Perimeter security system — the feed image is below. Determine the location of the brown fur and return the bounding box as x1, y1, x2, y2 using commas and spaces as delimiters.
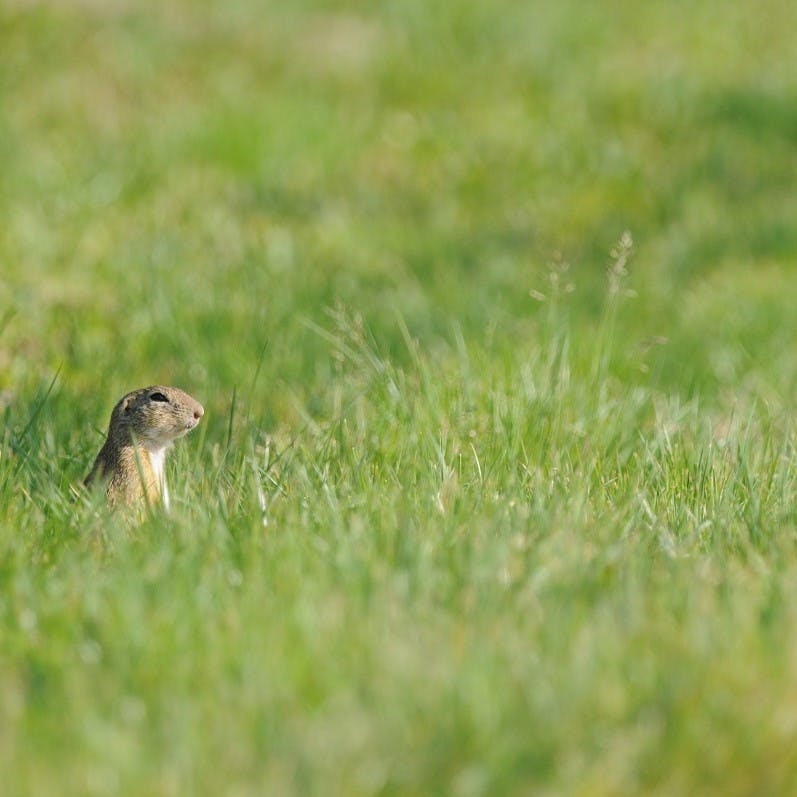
84, 385, 204, 507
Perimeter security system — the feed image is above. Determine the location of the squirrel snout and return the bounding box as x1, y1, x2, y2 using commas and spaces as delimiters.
193, 405, 204, 421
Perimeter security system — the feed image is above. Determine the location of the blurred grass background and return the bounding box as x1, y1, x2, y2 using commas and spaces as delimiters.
2, 1, 797, 795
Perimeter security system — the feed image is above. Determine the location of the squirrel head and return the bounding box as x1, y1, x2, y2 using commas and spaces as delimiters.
111, 385, 204, 449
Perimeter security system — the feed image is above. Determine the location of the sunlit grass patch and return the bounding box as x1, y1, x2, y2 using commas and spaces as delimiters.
3, 0, 797, 794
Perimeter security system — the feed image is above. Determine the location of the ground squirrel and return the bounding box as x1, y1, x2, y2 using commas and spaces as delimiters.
84, 385, 204, 508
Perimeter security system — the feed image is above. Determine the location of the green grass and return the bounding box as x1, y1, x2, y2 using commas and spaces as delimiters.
2, 0, 797, 794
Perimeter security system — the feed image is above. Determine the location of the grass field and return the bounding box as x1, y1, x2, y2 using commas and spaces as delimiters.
2, 1, 797, 794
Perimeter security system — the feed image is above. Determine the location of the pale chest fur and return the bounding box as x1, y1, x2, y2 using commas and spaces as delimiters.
144, 443, 171, 509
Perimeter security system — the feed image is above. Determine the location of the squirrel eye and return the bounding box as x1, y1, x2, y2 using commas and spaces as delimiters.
149, 392, 169, 403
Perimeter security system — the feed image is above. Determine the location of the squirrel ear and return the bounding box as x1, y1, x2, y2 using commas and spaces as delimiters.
122, 398, 131, 413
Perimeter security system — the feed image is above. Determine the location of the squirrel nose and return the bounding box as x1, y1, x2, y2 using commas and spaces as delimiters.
194, 405, 204, 420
